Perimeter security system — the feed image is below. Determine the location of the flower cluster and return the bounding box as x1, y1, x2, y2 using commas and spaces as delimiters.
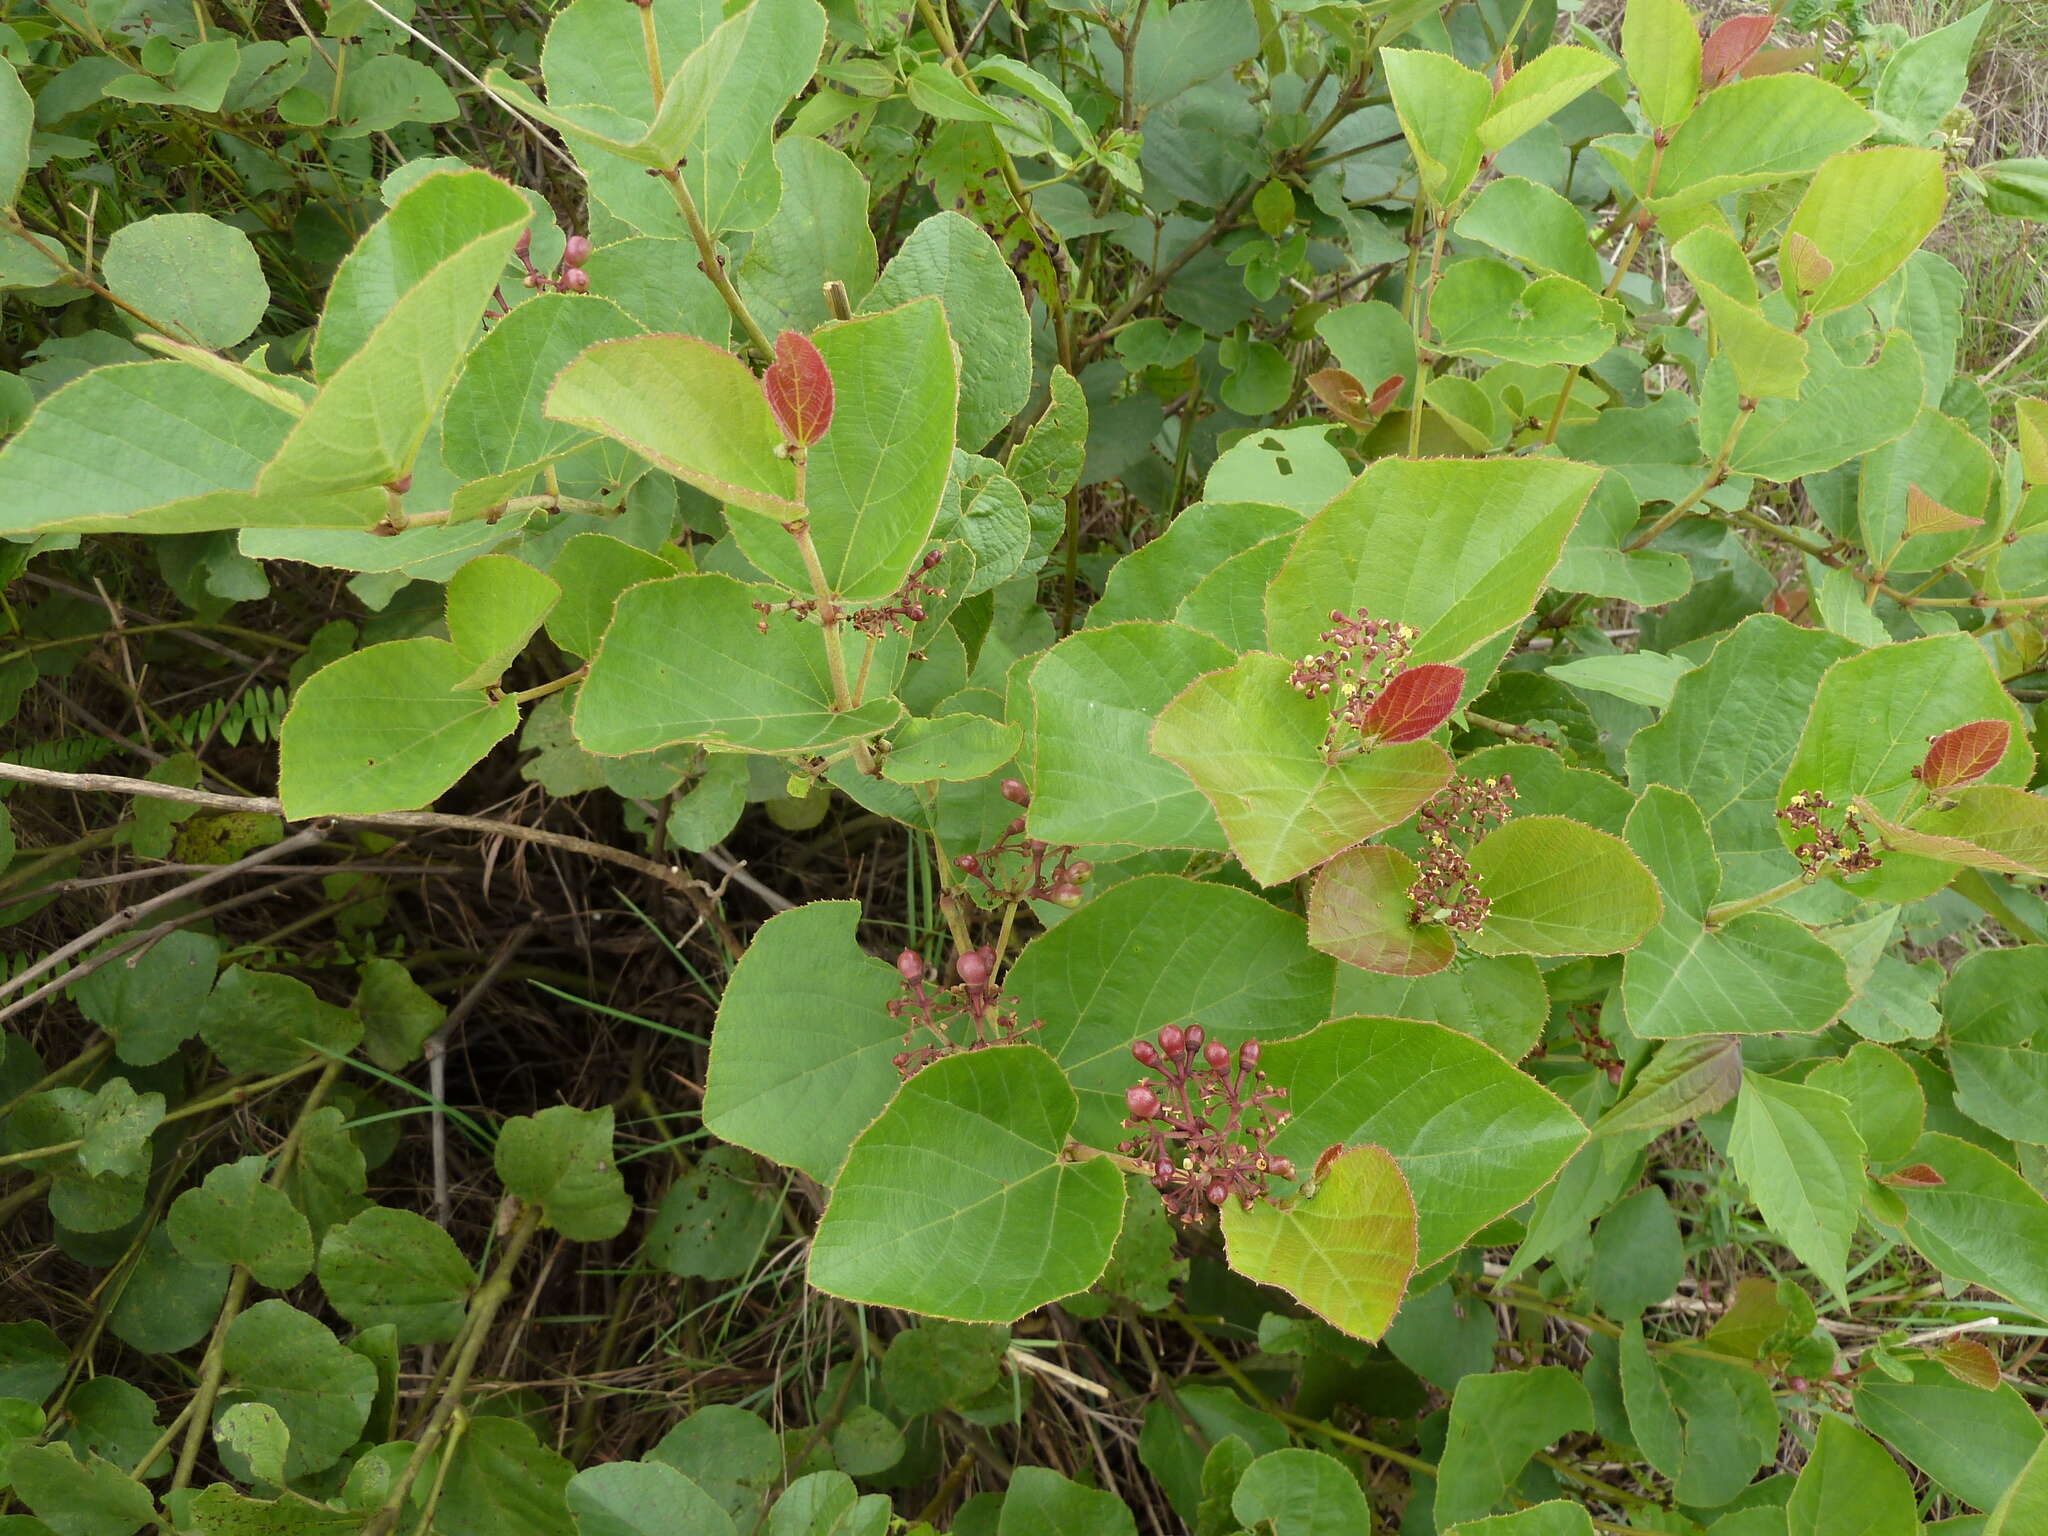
1289, 607, 1416, 757
1407, 773, 1518, 931
1778, 790, 1882, 877
1119, 1026, 1292, 1223
1569, 1004, 1622, 1084
887, 946, 1041, 1077
952, 780, 1092, 908
753, 549, 946, 639
515, 228, 591, 295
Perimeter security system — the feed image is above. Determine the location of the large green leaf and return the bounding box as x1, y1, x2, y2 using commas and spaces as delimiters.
1785, 147, 1947, 316
1895, 1134, 2048, 1322
495, 1105, 632, 1241
1258, 1016, 1587, 1265
1620, 786, 1850, 1036
167, 1156, 314, 1289
1229, 1449, 1374, 1536
1463, 816, 1662, 959
861, 212, 1026, 449
442, 293, 641, 481
218, 1301, 376, 1479
809, 1046, 1125, 1320
1720, 329, 1924, 483
1006, 875, 1334, 1148
1220, 1144, 1416, 1342
1026, 622, 1232, 850
1652, 75, 1874, 209
316, 1206, 478, 1343
1855, 1358, 2044, 1512
1264, 456, 1601, 666
6, 1445, 156, 1536
1435, 1366, 1594, 1527
446, 554, 561, 690
703, 901, 906, 1184
1333, 953, 1549, 1061
1447, 1506, 1594, 1536
738, 137, 876, 337
566, 1460, 735, 1536
1622, 0, 1701, 131
102, 212, 269, 350
278, 637, 520, 817
1309, 846, 1456, 977
1787, 1416, 1916, 1536
727, 299, 959, 603
1988, 1441, 2048, 1536
1729, 1071, 1866, 1299
574, 574, 902, 755
1478, 45, 1616, 154
1151, 652, 1451, 885
1431, 263, 1611, 367
1382, 49, 1491, 205
263, 171, 530, 496
197, 966, 362, 1076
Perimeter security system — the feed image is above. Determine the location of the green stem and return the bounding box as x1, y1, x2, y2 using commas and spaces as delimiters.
1624, 403, 1755, 552
657, 169, 775, 359
1407, 209, 1450, 457
1704, 872, 1811, 928
0, 1058, 326, 1172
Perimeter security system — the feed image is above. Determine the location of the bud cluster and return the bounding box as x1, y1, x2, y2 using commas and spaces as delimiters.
887, 946, 1042, 1077
951, 780, 1092, 908
1289, 607, 1417, 757
1777, 790, 1881, 878
1568, 1004, 1622, 1084
512, 227, 592, 296
753, 549, 946, 639
1119, 1026, 1291, 1223
1407, 773, 1518, 932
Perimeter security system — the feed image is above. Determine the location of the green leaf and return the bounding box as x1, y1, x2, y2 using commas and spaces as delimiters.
1479, 45, 1616, 153
1007, 875, 1335, 1148
1787, 1416, 1916, 1536
1895, 1134, 2048, 1322
1950, 1039, 2048, 1144
579, 237, 728, 342
1152, 652, 1451, 885
442, 293, 641, 482
108, 1228, 229, 1355
1620, 787, 1850, 1036
0, 362, 381, 537
881, 712, 1021, 784
1435, 1366, 1595, 1527
264, 171, 530, 496
1432, 263, 1612, 368
1988, 1440, 2048, 1536
1593, 1035, 1743, 1139
1855, 1358, 2044, 1511
219, 1301, 375, 1479
703, 901, 905, 1184
737, 138, 877, 337
1309, 846, 1455, 977
0, 56, 30, 208
544, 534, 674, 661
574, 574, 903, 755
1652, 75, 1874, 210
1981, 157, 2048, 220
215, 1403, 289, 1489
1464, 815, 1662, 959
767, 1471, 887, 1536
1447, 1506, 1595, 1536
6, 1445, 155, 1536
1721, 329, 1924, 483
1382, 48, 1492, 205
1220, 1144, 1416, 1342
1011, 366, 1087, 506
1332, 952, 1549, 1061
1621, 1321, 1781, 1505
647, 1406, 780, 1527
567, 1460, 735, 1536
104, 37, 239, 111
1546, 651, 1693, 709
495, 1105, 631, 1241
1455, 178, 1603, 290
1874, 3, 1989, 145
69, 928, 217, 1067
645, 1144, 779, 1282
445, 555, 560, 690
101, 213, 268, 350
1623, 0, 1703, 132
278, 637, 520, 817
1026, 622, 1232, 849
747, 300, 960, 603
546, 334, 801, 521
1861, 406, 1995, 573
435, 1414, 574, 1536
316, 1205, 477, 1343
353, 958, 445, 1073
1228, 1448, 1372, 1536
999, 1466, 1136, 1536
1867, 785, 2048, 878
1590, 1186, 1683, 1319
197, 965, 362, 1076
168, 1156, 314, 1289
1785, 148, 1947, 315
1259, 1016, 1587, 1266
1807, 1042, 1923, 1167
862, 213, 1025, 450
1266, 456, 1600, 667
809, 1045, 1124, 1321
1729, 1071, 1866, 1299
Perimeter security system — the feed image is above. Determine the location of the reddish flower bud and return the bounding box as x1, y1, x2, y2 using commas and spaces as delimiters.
1132, 1040, 1160, 1067
896, 949, 924, 983
1240, 1040, 1261, 1067
1007, 817, 1027, 836
1067, 861, 1093, 881
1049, 882, 1085, 907
1156, 1158, 1174, 1181
1126, 1086, 1160, 1119
561, 233, 593, 268
955, 854, 980, 874
1158, 1025, 1186, 1057
892, 1052, 909, 1069
560, 266, 591, 293
1268, 1157, 1293, 1180
1183, 1023, 1205, 1051
905, 604, 926, 622
1001, 779, 1032, 805
1787, 1376, 1809, 1393
1204, 1040, 1229, 1069
956, 950, 991, 987
1207, 1182, 1228, 1206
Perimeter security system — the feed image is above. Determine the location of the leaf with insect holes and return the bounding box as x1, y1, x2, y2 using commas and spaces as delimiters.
1360, 663, 1464, 744
762, 330, 833, 447
1915, 720, 2010, 791
1308, 846, 1454, 977
1700, 14, 1773, 86
1221, 1145, 1416, 1342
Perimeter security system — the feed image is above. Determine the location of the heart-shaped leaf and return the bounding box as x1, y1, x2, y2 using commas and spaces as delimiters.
1221, 1144, 1416, 1341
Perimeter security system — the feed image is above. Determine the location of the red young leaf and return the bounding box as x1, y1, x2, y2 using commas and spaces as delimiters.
1881, 1163, 1946, 1188
1367, 373, 1406, 416
1307, 367, 1372, 426
1914, 719, 2010, 791
1359, 663, 1465, 744
1737, 44, 1817, 78
1904, 485, 1983, 537
1701, 13, 1774, 86
1932, 1337, 2002, 1391
762, 330, 834, 448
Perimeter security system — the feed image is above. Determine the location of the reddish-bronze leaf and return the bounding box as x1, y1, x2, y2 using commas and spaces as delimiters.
1701, 13, 1774, 86
1881, 1163, 1946, 1188
1735, 43, 1816, 77
762, 330, 834, 448
1367, 374, 1405, 416
1914, 719, 2010, 791
1932, 1336, 2002, 1391
1308, 367, 1372, 427
1904, 485, 1983, 537
1360, 663, 1465, 744
1307, 845, 1454, 977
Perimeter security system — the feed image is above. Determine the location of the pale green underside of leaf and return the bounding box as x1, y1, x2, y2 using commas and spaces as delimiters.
1221, 1143, 1416, 1341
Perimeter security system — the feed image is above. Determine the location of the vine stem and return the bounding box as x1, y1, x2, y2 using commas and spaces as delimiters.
1623, 402, 1756, 552
1703, 871, 1810, 928
363, 1205, 545, 1536
656, 168, 774, 360
1407, 208, 1451, 457
169, 1059, 346, 1491
1544, 138, 1669, 444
